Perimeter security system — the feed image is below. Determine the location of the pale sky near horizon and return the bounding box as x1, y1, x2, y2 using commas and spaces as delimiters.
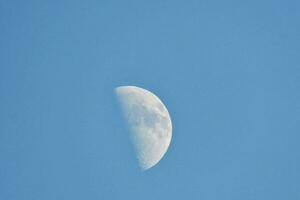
1, 0, 300, 199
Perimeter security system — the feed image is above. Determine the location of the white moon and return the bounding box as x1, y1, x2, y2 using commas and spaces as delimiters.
115, 86, 172, 170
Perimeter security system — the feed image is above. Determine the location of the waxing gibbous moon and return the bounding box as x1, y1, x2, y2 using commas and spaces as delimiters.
115, 86, 172, 171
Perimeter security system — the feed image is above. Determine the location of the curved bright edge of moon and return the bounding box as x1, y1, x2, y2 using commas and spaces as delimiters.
115, 86, 172, 171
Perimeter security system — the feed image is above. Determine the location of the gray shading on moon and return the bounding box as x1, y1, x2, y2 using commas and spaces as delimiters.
115, 86, 172, 170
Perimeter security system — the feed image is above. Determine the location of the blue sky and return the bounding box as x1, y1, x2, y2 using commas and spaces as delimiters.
1, 0, 299, 199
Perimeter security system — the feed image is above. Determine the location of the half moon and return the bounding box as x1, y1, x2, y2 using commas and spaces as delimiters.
115, 86, 172, 170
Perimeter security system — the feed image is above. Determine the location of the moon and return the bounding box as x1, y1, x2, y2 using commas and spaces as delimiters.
115, 86, 172, 170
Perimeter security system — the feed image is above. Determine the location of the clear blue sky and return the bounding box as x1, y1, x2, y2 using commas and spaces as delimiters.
1, 0, 299, 199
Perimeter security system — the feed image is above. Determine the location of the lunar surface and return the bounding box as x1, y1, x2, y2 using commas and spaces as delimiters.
115, 86, 172, 170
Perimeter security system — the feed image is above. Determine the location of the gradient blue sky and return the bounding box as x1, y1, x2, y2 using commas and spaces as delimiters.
1, 0, 299, 199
